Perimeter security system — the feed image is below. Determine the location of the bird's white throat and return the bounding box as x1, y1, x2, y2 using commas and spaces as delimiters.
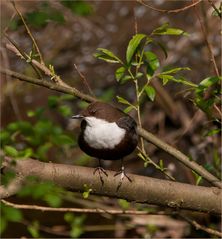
83, 117, 126, 149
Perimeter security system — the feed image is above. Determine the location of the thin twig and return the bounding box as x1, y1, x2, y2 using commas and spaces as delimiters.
179, 213, 222, 237
74, 64, 95, 96
1, 199, 166, 215
11, 1, 44, 64
4, 34, 42, 78
137, 146, 176, 181
0, 68, 97, 103
193, 0, 220, 77
138, 0, 202, 13
137, 127, 222, 189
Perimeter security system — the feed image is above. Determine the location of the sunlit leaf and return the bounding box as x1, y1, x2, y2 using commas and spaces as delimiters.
118, 199, 130, 210
4, 145, 18, 157
124, 105, 134, 113
120, 75, 133, 84
152, 23, 188, 36
161, 67, 191, 75
28, 221, 39, 238
94, 48, 122, 63
61, 0, 93, 16
145, 85, 156, 101
2, 205, 23, 222
144, 51, 160, 78
51, 134, 75, 146
116, 96, 131, 106
126, 34, 146, 64
144, 51, 160, 70
115, 66, 125, 81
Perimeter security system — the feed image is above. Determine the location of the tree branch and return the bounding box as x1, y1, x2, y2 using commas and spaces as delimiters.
138, 0, 202, 13
0, 68, 221, 189
1, 158, 221, 214
0, 68, 97, 103
1, 199, 166, 215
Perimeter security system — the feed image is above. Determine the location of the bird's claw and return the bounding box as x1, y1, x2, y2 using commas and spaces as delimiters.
93, 167, 108, 177
93, 166, 108, 185
114, 166, 132, 190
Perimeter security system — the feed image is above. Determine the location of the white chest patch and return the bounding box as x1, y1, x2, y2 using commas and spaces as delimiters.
83, 117, 126, 149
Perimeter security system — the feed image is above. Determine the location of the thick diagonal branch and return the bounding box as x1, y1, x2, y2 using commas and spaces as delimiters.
1, 158, 221, 214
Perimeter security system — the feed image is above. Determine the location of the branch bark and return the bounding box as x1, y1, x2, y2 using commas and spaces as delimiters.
1, 68, 221, 189
1, 158, 221, 214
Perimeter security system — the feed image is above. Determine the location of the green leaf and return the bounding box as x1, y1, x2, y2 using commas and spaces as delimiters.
126, 34, 146, 64
60, 94, 75, 101
120, 75, 133, 84
27, 110, 35, 117
152, 23, 187, 36
118, 199, 130, 210
192, 170, 202, 186
144, 51, 160, 78
161, 67, 191, 75
64, 212, 74, 223
26, 8, 65, 28
61, 0, 93, 16
171, 77, 197, 87
115, 67, 126, 81
0, 130, 11, 145
116, 96, 131, 106
36, 142, 52, 159
159, 159, 164, 170
83, 184, 92, 199
18, 148, 33, 158
70, 225, 84, 238
144, 51, 159, 70
28, 221, 39, 238
1, 171, 16, 186
94, 48, 122, 63
51, 134, 75, 146
205, 128, 221, 136
144, 85, 156, 101
48, 95, 59, 108
198, 76, 221, 89
44, 193, 62, 207
0, 217, 7, 234
4, 145, 18, 157
58, 105, 72, 117
158, 74, 173, 85
2, 205, 23, 222
135, 72, 143, 79
195, 76, 221, 114
123, 105, 134, 113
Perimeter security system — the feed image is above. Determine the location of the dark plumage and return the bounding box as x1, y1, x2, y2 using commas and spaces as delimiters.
76, 102, 138, 160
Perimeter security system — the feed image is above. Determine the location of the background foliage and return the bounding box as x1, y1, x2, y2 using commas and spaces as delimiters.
0, 0, 221, 238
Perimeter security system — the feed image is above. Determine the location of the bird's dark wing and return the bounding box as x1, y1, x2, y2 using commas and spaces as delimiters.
116, 116, 137, 131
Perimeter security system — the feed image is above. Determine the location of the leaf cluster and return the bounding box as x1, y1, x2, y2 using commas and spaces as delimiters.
9, 1, 93, 30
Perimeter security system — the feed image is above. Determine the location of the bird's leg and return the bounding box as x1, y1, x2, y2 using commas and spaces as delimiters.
114, 159, 132, 189
93, 159, 108, 184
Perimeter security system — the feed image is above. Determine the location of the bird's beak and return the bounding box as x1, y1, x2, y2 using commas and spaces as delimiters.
71, 114, 84, 119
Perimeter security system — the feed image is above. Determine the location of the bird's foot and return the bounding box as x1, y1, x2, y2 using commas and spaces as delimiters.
114, 166, 132, 190
93, 166, 108, 184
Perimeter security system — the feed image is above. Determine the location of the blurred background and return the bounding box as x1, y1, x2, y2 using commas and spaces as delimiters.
0, 0, 221, 238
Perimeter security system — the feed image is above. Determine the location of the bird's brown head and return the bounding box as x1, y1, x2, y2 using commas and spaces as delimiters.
73, 101, 125, 122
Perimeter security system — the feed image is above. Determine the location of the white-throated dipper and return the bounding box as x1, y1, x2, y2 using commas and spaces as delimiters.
72, 101, 138, 184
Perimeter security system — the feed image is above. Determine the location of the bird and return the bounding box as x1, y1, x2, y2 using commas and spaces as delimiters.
72, 101, 138, 184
